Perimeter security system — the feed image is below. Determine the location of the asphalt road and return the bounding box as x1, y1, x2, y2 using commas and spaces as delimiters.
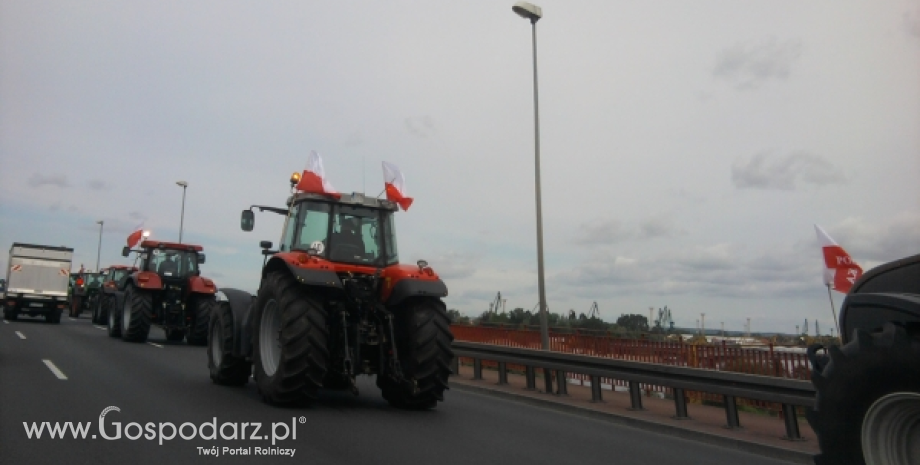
1, 315, 799, 465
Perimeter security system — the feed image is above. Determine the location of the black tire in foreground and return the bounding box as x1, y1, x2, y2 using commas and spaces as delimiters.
808, 322, 920, 465
106, 295, 121, 337
121, 286, 152, 343
208, 301, 252, 386
378, 297, 454, 410
252, 271, 329, 405
3, 310, 16, 321
186, 297, 214, 346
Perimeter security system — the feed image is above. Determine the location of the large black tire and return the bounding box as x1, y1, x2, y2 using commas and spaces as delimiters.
3, 310, 16, 321
208, 301, 252, 386
378, 297, 454, 410
808, 323, 920, 465
91, 296, 104, 324
106, 295, 121, 337
252, 272, 328, 405
186, 297, 214, 346
121, 286, 152, 343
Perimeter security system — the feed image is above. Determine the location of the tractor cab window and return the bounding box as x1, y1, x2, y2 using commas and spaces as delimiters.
109, 268, 131, 284
83, 273, 104, 287
146, 249, 199, 278
291, 202, 330, 253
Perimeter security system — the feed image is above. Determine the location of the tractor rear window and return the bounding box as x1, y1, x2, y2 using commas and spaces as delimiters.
146, 249, 199, 278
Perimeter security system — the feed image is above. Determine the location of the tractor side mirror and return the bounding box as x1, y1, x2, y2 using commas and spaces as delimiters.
122, 246, 130, 257
241, 210, 254, 231
260, 240, 272, 249
198, 254, 206, 264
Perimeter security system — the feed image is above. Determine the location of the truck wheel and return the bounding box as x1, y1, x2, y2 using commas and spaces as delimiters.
121, 286, 151, 343
3, 310, 16, 321
106, 296, 121, 337
186, 297, 214, 346
808, 323, 920, 465
379, 297, 454, 410
208, 301, 252, 386
252, 272, 328, 405
51, 311, 62, 324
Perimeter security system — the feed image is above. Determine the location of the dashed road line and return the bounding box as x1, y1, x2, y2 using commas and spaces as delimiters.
3, 320, 9, 324
15, 331, 26, 340
94, 326, 106, 330
147, 342, 164, 348
68, 317, 76, 321
42, 360, 68, 380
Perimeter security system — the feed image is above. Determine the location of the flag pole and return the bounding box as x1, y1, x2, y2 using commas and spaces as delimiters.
825, 283, 841, 342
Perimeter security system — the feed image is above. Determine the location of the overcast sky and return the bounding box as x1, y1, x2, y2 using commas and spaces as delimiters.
2, 1, 918, 334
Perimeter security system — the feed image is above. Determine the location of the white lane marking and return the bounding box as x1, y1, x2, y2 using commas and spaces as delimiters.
3, 320, 9, 324
94, 326, 106, 330
15, 331, 26, 340
42, 360, 68, 380
68, 318, 76, 321
147, 342, 164, 348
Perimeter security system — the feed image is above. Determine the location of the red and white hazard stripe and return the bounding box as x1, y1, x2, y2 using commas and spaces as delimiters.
59, 269, 70, 276
11, 264, 22, 272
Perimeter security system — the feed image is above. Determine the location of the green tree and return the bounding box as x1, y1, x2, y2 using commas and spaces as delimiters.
616, 313, 649, 332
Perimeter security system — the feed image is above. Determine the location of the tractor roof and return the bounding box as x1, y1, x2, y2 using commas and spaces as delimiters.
106, 265, 138, 271
139, 240, 204, 252
291, 192, 399, 211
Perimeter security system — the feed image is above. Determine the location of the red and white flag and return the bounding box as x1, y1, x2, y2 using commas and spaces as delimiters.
382, 161, 414, 211
126, 222, 145, 248
814, 224, 863, 294
295, 151, 340, 199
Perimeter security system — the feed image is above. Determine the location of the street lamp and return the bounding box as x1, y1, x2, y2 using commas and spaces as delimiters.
513, 0, 550, 394
95, 220, 104, 272
176, 181, 188, 243
511, 1, 547, 344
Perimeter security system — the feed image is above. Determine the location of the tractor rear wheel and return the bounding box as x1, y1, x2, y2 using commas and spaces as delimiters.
252, 272, 328, 405
121, 286, 151, 343
208, 301, 251, 386
106, 295, 121, 337
808, 322, 920, 465
378, 297, 454, 410
186, 297, 213, 346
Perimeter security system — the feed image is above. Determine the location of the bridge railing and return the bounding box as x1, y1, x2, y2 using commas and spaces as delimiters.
451, 334, 816, 440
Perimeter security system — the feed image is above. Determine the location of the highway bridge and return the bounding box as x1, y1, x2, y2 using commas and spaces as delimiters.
2, 316, 804, 465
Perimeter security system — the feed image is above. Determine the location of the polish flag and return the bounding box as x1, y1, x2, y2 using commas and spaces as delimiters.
127, 223, 145, 248
382, 161, 414, 211
295, 151, 340, 199
814, 224, 863, 294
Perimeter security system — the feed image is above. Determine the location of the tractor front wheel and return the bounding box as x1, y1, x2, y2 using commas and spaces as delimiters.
121, 286, 151, 343
208, 301, 251, 386
252, 272, 328, 405
378, 297, 454, 410
808, 322, 920, 465
106, 295, 121, 337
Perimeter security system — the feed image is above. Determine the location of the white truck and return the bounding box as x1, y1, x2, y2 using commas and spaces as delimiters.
3, 243, 74, 323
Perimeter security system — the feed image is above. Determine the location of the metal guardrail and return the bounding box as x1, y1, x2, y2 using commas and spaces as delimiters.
452, 341, 816, 440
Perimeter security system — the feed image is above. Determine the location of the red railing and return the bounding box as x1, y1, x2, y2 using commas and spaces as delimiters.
451, 324, 812, 413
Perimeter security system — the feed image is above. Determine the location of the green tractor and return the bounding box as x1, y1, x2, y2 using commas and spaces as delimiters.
808, 253, 920, 465
68, 272, 103, 318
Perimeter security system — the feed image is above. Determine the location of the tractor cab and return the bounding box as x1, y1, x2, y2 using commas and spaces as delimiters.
243, 192, 399, 269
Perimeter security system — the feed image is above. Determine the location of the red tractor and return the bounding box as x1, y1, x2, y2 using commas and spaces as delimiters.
111, 240, 217, 345
91, 265, 138, 325
207, 177, 454, 409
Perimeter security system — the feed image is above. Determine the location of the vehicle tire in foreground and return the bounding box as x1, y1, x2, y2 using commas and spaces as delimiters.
378, 297, 454, 410
252, 272, 328, 405
106, 295, 121, 337
121, 286, 152, 343
3, 310, 16, 321
186, 297, 214, 346
808, 322, 920, 465
208, 301, 252, 386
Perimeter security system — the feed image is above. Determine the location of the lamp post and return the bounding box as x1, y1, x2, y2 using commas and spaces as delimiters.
95, 220, 104, 272
176, 181, 188, 243
512, 1, 547, 347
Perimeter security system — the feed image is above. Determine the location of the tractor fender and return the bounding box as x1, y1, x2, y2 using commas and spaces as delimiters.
386, 278, 448, 307
263, 255, 342, 289
188, 276, 218, 295
217, 288, 254, 358
130, 271, 162, 291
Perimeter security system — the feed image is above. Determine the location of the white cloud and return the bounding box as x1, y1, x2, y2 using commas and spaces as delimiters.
732, 152, 846, 190
713, 37, 802, 90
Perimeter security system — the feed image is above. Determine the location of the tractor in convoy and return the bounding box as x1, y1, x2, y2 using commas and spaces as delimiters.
69, 271, 103, 318
807, 253, 920, 465
207, 174, 454, 409
109, 240, 217, 345
91, 265, 137, 325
